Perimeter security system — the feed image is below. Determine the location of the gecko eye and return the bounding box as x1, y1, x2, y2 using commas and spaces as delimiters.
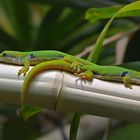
29, 53, 35, 59
120, 71, 128, 77
58, 56, 64, 59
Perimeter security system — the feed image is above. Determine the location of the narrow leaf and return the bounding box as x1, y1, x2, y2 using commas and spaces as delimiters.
20, 105, 43, 121
70, 113, 81, 140
87, 1, 140, 62
119, 61, 140, 71
35, 5, 64, 50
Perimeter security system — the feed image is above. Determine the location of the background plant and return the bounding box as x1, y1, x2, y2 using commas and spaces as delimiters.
0, 0, 140, 140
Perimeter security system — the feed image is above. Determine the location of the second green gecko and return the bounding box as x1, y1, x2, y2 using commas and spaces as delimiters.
0, 50, 93, 75
21, 59, 140, 103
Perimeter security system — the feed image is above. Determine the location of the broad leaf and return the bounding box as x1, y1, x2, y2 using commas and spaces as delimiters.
1, 0, 32, 50
86, 5, 140, 23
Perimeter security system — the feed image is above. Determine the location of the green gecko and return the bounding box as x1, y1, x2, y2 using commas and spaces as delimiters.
0, 50, 140, 103
0, 50, 93, 76
21, 59, 140, 103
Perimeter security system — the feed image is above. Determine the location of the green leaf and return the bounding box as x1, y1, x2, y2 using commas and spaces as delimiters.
35, 7, 86, 51
0, 28, 19, 51
119, 61, 140, 71
123, 29, 140, 62
85, 5, 140, 23
1, 0, 32, 50
99, 123, 140, 140
70, 113, 81, 140
87, 1, 140, 63
35, 5, 64, 50
20, 105, 43, 121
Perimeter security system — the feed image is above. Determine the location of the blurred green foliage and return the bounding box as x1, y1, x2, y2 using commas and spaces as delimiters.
97, 123, 140, 140
0, 0, 140, 140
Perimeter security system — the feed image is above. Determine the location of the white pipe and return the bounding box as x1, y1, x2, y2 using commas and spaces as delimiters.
0, 64, 140, 121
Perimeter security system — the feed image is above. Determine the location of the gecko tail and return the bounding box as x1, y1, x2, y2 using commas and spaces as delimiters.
20, 60, 74, 104
20, 62, 47, 104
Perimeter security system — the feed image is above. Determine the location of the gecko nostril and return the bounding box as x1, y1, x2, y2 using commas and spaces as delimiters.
2, 53, 7, 57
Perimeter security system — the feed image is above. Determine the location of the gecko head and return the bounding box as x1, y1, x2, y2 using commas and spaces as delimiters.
0, 51, 24, 64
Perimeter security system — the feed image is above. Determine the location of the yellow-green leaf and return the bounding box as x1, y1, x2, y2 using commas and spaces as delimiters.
87, 1, 140, 62
86, 5, 140, 23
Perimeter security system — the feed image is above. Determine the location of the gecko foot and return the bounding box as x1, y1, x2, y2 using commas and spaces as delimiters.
75, 70, 94, 81
18, 67, 28, 76
70, 62, 83, 73
121, 71, 132, 89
